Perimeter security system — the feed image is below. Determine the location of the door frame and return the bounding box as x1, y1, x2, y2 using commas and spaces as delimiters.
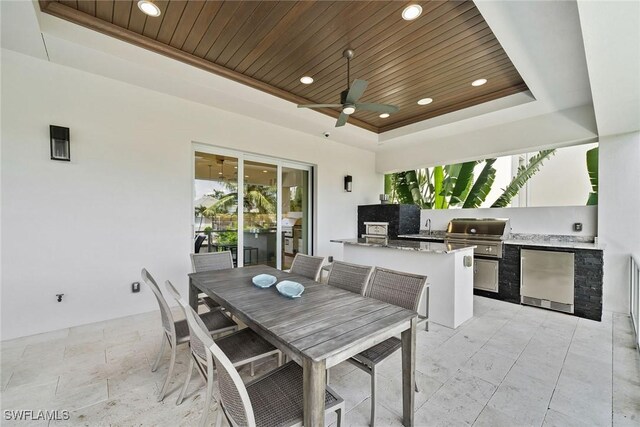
192, 143, 314, 269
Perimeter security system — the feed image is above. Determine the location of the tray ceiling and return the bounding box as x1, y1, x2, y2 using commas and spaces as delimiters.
39, 0, 529, 133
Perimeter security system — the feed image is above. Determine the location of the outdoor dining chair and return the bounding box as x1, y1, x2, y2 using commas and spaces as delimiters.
140, 268, 237, 402
326, 260, 374, 295
348, 267, 427, 427
191, 251, 234, 310
184, 301, 345, 427
165, 281, 281, 418
288, 253, 325, 281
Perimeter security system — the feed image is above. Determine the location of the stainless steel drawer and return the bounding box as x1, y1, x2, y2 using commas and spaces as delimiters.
474, 258, 499, 292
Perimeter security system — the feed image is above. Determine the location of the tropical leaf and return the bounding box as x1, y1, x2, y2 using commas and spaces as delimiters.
440, 163, 462, 198
586, 147, 598, 205
404, 170, 426, 207
384, 173, 393, 197
391, 172, 414, 205
463, 159, 497, 208
449, 161, 480, 205
433, 166, 447, 209
491, 149, 556, 208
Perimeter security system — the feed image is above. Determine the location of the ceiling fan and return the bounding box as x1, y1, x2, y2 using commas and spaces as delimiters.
297, 49, 399, 127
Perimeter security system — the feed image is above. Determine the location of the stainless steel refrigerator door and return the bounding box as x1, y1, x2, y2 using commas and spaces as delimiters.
521, 249, 574, 304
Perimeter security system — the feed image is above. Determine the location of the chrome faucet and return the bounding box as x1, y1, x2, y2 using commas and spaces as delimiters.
425, 218, 431, 235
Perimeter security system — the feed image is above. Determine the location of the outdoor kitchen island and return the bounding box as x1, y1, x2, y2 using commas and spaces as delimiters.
331, 238, 476, 329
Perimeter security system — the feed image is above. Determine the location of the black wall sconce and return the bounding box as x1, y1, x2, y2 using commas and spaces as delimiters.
344, 175, 353, 192
50, 125, 70, 161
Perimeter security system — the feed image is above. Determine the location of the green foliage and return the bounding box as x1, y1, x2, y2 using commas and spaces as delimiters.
385, 149, 556, 209
463, 159, 497, 208
586, 147, 598, 205
491, 149, 556, 208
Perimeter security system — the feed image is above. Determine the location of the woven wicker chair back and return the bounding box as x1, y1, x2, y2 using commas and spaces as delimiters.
164, 280, 210, 360
367, 267, 427, 312
290, 253, 325, 280
185, 305, 256, 426
191, 251, 234, 273
327, 261, 374, 295
141, 269, 175, 335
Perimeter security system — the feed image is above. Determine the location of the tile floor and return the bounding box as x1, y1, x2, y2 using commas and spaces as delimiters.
1, 296, 639, 426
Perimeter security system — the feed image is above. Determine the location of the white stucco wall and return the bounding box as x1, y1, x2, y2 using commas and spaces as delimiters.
0, 49, 381, 339
597, 131, 640, 313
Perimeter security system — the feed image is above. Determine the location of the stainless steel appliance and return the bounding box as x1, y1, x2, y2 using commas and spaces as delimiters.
282, 217, 301, 255
445, 218, 511, 293
521, 249, 575, 313
362, 221, 389, 244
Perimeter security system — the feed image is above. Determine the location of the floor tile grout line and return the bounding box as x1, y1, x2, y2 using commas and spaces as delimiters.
470, 312, 544, 426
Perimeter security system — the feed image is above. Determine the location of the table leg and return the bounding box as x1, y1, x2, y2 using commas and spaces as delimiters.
188, 277, 198, 310
303, 358, 326, 427
401, 317, 417, 427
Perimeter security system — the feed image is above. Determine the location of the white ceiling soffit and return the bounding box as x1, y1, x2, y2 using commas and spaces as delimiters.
0, 1, 47, 60
577, 0, 640, 137
378, 0, 596, 150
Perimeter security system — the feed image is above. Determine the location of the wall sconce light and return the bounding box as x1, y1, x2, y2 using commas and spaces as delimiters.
50, 125, 70, 161
344, 175, 353, 192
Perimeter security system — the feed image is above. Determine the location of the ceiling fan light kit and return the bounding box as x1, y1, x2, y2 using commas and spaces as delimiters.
297, 49, 399, 127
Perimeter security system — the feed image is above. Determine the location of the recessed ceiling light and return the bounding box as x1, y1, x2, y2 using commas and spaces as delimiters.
262, 170, 268, 173
218, 172, 223, 175
245, 175, 249, 178
300, 76, 314, 85
137, 0, 161, 17
472, 78, 487, 87
343, 105, 356, 115
379, 113, 390, 118
402, 4, 422, 21
417, 97, 433, 105
234, 166, 238, 169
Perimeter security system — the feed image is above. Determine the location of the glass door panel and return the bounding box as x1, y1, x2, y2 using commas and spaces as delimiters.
194, 152, 239, 264
281, 167, 310, 270
243, 160, 278, 267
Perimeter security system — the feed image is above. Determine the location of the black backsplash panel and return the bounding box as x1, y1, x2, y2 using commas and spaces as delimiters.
357, 204, 420, 238
475, 244, 603, 321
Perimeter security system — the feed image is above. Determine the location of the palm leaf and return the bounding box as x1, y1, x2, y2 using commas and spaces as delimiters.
440, 163, 462, 198
390, 172, 414, 205
586, 147, 598, 205
433, 166, 447, 209
491, 149, 556, 208
463, 159, 497, 208
449, 161, 480, 206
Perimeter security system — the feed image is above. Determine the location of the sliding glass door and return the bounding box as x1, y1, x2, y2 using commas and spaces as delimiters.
193, 145, 312, 269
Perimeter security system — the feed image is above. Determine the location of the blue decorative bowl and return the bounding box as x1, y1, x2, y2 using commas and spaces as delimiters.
276, 281, 305, 298
252, 274, 277, 288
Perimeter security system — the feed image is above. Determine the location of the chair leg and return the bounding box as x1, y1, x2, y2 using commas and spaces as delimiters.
336, 406, 343, 427
415, 381, 419, 393
157, 342, 176, 402
250, 361, 255, 377
326, 367, 330, 385
214, 404, 224, 427
370, 365, 376, 427
200, 371, 216, 427
151, 334, 167, 372
277, 352, 283, 367
176, 357, 195, 406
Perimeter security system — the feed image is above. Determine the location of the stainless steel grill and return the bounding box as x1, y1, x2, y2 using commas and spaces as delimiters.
445, 218, 511, 259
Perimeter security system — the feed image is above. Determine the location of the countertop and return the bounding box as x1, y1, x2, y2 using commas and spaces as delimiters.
330, 238, 475, 254
398, 232, 604, 251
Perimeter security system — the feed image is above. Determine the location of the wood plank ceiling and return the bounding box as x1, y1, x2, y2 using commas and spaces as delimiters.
39, 0, 529, 133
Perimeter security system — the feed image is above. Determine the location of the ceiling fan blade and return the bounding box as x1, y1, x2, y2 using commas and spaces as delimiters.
297, 104, 343, 109
335, 112, 349, 127
354, 103, 400, 114
345, 79, 368, 104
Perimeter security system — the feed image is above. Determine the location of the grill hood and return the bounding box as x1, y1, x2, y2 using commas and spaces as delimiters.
446, 218, 511, 241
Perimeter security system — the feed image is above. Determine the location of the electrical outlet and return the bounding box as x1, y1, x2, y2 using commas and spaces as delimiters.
573, 222, 583, 232
131, 282, 141, 293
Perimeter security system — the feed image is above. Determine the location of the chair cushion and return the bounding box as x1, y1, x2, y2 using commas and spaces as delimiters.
247, 362, 342, 427
352, 337, 402, 366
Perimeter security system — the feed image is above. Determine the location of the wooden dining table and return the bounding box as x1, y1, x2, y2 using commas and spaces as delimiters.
189, 264, 417, 427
